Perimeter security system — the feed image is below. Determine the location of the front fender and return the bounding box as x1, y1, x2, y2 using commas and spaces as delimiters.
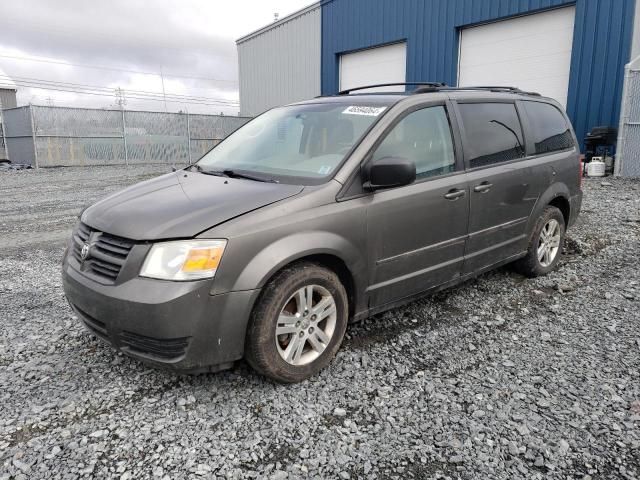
231, 231, 366, 294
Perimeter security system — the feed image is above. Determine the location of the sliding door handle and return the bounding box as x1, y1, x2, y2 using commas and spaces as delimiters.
474, 182, 493, 193
444, 188, 466, 200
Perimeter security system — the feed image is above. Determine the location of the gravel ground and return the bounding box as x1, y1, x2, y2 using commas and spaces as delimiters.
0, 166, 639, 480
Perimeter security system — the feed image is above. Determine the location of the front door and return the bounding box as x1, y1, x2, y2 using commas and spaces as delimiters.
365, 105, 469, 307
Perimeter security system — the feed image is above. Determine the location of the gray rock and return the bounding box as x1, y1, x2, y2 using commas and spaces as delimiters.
13, 459, 31, 474
0, 167, 637, 480
508, 441, 519, 456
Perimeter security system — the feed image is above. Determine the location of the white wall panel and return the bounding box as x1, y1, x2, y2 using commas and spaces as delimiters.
339, 43, 407, 93
459, 7, 576, 107
237, 4, 321, 116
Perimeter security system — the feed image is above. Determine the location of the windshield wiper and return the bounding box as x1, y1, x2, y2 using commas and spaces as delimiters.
190, 164, 277, 183
190, 164, 229, 177
221, 169, 278, 183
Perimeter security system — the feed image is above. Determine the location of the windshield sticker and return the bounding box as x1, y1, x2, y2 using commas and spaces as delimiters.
318, 165, 333, 175
342, 106, 387, 117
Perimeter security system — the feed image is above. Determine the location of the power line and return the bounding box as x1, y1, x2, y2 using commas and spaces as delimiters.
0, 79, 239, 108
0, 81, 239, 107
0, 74, 239, 104
0, 53, 238, 84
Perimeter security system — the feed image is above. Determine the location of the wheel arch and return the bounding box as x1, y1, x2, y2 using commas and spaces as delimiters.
289, 253, 356, 320
527, 183, 571, 234
231, 231, 366, 320
548, 195, 570, 228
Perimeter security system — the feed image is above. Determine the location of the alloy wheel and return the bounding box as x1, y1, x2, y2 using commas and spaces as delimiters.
537, 218, 561, 267
275, 284, 337, 366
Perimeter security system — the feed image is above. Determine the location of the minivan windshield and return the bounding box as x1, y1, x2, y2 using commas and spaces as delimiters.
196, 103, 389, 184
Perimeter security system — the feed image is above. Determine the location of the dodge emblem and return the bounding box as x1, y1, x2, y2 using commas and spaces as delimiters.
80, 243, 90, 261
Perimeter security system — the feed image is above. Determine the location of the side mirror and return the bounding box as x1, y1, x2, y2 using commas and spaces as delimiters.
365, 156, 416, 190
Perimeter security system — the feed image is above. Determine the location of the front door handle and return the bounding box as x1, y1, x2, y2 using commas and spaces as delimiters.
474, 182, 493, 193
444, 188, 466, 200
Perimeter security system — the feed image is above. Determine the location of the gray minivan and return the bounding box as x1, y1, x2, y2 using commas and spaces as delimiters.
62, 84, 582, 382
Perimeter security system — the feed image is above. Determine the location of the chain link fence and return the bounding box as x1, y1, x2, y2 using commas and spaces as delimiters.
2, 105, 251, 167
616, 58, 640, 177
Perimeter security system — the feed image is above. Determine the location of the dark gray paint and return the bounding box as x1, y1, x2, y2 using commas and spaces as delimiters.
63, 90, 582, 372
82, 171, 303, 240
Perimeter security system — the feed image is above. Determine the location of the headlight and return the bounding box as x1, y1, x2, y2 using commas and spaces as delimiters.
140, 240, 227, 281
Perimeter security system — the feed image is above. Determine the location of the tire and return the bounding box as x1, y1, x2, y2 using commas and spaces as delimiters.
245, 262, 349, 383
515, 206, 566, 278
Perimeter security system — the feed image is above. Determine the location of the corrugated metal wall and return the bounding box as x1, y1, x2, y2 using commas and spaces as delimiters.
0, 89, 17, 109
321, 0, 636, 146
237, 3, 321, 116
3, 106, 35, 165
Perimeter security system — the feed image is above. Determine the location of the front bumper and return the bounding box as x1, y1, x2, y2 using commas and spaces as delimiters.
62, 260, 260, 373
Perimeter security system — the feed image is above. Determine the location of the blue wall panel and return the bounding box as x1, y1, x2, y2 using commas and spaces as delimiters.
321, 0, 635, 145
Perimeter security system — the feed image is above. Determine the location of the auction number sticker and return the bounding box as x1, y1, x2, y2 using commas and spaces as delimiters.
342, 106, 387, 116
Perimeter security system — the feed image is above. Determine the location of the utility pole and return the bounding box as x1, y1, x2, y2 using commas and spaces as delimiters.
114, 87, 127, 109
0, 96, 9, 163
186, 108, 192, 165
160, 66, 168, 112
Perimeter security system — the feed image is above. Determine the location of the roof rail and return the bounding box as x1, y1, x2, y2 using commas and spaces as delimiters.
336, 83, 542, 97
415, 85, 542, 97
338, 82, 447, 95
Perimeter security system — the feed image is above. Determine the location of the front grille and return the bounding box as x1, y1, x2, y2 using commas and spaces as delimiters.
119, 331, 191, 360
71, 223, 135, 283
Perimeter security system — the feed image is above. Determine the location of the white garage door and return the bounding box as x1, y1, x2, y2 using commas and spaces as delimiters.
340, 42, 406, 93
458, 7, 575, 107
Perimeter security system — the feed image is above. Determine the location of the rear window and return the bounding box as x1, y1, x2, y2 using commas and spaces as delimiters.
458, 103, 525, 168
522, 101, 575, 154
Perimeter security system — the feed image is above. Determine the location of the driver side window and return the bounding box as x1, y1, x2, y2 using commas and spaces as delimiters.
371, 106, 456, 179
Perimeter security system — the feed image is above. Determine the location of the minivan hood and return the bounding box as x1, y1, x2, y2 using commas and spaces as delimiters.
82, 171, 304, 240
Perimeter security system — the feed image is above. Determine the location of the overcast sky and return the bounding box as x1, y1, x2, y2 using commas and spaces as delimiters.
0, 0, 311, 114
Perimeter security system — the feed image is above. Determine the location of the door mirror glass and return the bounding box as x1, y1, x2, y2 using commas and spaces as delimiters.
365, 156, 416, 190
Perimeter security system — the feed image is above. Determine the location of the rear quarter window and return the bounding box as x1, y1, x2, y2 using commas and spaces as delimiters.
522, 101, 575, 155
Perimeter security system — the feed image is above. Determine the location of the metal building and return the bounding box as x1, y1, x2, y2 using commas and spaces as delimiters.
0, 88, 17, 161
0, 87, 17, 110
237, 0, 639, 175
237, 2, 321, 116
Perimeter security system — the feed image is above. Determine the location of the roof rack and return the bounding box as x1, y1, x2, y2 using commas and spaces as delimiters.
414, 85, 542, 96
336, 82, 541, 97
338, 82, 446, 95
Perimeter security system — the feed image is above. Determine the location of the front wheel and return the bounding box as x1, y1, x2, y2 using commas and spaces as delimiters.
515, 206, 565, 277
245, 262, 348, 383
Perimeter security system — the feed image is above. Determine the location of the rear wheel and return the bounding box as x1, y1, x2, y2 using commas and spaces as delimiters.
245, 262, 348, 383
515, 206, 565, 277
